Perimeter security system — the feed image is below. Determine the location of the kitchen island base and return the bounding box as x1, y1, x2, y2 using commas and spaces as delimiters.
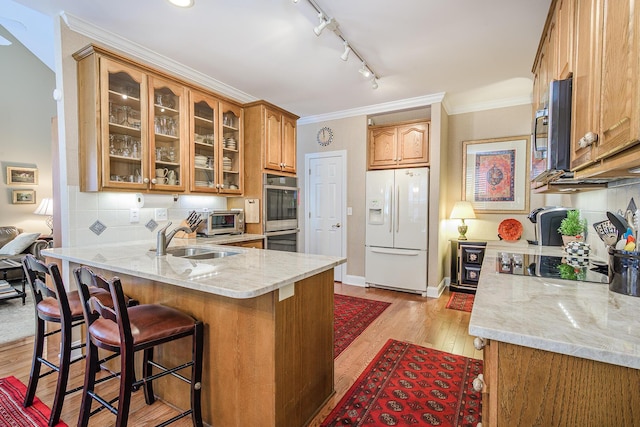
79, 264, 335, 427
483, 340, 640, 426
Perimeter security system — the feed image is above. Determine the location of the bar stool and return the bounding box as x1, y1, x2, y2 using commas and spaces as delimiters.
74, 266, 204, 427
21, 254, 115, 427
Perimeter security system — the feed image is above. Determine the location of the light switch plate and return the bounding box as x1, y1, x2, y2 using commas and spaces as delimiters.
130, 208, 140, 223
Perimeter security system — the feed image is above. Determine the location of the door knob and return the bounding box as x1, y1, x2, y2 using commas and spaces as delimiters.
332, 223, 341, 228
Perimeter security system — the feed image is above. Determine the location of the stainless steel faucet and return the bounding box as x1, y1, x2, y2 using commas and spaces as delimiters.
156, 221, 193, 256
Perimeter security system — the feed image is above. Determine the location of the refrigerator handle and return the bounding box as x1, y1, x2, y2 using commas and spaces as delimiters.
396, 185, 400, 232
388, 184, 393, 233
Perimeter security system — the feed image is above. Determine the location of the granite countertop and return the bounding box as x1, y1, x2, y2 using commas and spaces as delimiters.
469, 241, 640, 369
42, 235, 345, 300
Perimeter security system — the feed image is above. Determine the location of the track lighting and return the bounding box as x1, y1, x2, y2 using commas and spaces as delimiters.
296, 0, 380, 89
340, 42, 351, 61
314, 14, 336, 36
359, 63, 372, 78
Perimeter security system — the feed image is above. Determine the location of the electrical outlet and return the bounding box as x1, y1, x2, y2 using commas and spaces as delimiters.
129, 208, 140, 223
347, 207, 353, 216
154, 208, 168, 221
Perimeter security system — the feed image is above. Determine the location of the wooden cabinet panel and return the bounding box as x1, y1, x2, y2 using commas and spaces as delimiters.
570, 0, 599, 170
368, 127, 397, 168
594, 0, 640, 160
397, 123, 429, 166
245, 102, 298, 176
483, 340, 640, 426
367, 121, 429, 170
281, 115, 297, 174
556, 0, 573, 79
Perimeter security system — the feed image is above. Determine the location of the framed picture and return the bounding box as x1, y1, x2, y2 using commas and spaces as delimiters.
12, 190, 36, 204
462, 135, 530, 214
7, 167, 38, 185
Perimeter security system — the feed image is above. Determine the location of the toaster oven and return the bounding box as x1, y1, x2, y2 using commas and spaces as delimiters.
199, 210, 244, 236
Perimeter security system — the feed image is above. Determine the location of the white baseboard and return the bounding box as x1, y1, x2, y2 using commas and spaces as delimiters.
426, 277, 448, 299
342, 275, 366, 287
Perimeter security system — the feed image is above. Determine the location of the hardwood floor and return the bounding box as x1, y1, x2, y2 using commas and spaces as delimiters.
0, 284, 478, 426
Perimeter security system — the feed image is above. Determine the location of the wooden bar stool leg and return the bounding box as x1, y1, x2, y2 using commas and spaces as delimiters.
49, 318, 73, 427
142, 347, 155, 405
78, 340, 99, 427
23, 317, 45, 407
191, 321, 204, 427
115, 345, 135, 427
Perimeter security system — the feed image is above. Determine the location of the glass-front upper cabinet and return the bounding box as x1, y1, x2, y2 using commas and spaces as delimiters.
190, 91, 218, 192
101, 58, 148, 190
149, 76, 187, 191
219, 101, 243, 194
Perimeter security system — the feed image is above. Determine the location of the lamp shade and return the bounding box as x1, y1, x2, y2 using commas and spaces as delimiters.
34, 198, 53, 216
450, 201, 476, 220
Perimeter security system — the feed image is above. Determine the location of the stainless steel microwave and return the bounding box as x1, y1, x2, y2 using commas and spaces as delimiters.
532, 77, 572, 181
199, 210, 244, 236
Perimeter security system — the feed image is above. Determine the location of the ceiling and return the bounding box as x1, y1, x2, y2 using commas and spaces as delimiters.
3, 0, 551, 120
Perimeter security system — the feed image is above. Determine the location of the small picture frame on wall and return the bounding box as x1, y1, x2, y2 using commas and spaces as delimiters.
12, 190, 36, 204
7, 167, 38, 185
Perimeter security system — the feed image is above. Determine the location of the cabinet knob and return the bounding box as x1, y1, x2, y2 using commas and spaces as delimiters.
143, 177, 150, 184
472, 374, 484, 392
578, 131, 598, 148
151, 178, 157, 184
473, 337, 486, 350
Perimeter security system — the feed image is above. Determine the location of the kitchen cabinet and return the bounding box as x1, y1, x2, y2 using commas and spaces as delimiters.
189, 90, 243, 194
474, 338, 640, 426
534, 0, 640, 180
367, 121, 429, 170
74, 44, 244, 194
76, 48, 189, 192
225, 239, 264, 249
449, 240, 485, 293
244, 101, 299, 176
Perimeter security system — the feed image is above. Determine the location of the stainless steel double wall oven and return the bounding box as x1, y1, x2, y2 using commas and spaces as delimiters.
263, 174, 299, 252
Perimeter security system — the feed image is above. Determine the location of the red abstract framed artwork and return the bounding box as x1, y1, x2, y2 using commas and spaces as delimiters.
462, 135, 530, 213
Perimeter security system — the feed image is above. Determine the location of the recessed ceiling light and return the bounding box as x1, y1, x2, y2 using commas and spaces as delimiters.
167, 0, 194, 8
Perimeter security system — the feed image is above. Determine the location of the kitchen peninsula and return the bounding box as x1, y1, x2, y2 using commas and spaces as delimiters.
43, 238, 346, 427
469, 241, 640, 426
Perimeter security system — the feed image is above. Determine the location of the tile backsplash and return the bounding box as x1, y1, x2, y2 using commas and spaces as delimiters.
67, 186, 227, 246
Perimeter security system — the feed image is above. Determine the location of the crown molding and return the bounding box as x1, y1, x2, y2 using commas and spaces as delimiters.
61, 12, 257, 104
297, 93, 445, 125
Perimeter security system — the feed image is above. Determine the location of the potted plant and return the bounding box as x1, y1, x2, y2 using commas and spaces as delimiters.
558, 210, 587, 245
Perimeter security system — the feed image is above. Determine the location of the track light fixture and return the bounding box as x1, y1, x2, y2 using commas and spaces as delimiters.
296, 0, 380, 89
359, 63, 372, 78
340, 42, 351, 61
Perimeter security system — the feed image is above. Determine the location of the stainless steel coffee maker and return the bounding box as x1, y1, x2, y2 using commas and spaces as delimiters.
528, 207, 570, 246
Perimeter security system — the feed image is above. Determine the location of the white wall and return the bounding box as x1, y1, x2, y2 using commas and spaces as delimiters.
0, 26, 56, 235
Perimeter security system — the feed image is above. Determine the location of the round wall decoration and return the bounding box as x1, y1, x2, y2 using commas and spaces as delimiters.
317, 127, 334, 146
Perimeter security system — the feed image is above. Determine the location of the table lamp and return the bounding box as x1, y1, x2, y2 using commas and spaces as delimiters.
450, 201, 475, 240
34, 198, 54, 235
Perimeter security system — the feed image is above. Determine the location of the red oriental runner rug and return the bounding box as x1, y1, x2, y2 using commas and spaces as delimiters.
322, 339, 483, 427
446, 292, 475, 313
334, 294, 391, 358
0, 376, 69, 427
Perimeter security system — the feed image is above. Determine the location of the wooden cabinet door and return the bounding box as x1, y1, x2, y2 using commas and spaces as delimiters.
148, 76, 187, 192
546, 12, 559, 81
100, 57, 148, 191
397, 123, 429, 166
570, 0, 599, 170
219, 101, 243, 194
190, 90, 219, 193
594, 0, 640, 160
368, 127, 397, 169
281, 114, 297, 174
264, 107, 283, 171
556, 0, 574, 79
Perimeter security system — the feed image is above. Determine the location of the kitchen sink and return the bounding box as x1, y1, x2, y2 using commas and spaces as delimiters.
163, 247, 240, 260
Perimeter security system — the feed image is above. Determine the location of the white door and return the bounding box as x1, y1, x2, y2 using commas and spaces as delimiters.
365, 170, 394, 248
307, 152, 345, 281
394, 168, 429, 250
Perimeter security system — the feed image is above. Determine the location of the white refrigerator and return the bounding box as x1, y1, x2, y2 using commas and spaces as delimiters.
365, 167, 429, 294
